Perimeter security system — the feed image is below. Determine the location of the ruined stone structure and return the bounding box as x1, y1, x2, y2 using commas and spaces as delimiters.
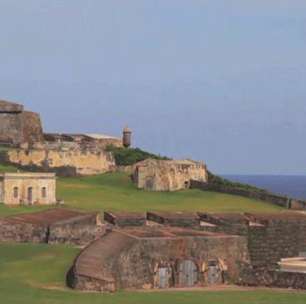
0, 172, 56, 205
0, 209, 105, 246
0, 100, 43, 146
133, 159, 208, 191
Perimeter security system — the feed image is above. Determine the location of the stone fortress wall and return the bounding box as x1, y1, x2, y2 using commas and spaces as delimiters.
69, 210, 306, 292
4, 147, 116, 176
0, 99, 128, 176
0, 100, 43, 145
0, 209, 105, 246
2, 209, 306, 291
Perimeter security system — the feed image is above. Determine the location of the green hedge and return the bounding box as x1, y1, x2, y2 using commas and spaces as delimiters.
106, 146, 170, 166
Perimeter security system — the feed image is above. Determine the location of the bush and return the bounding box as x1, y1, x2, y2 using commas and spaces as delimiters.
106, 146, 170, 166
207, 170, 266, 193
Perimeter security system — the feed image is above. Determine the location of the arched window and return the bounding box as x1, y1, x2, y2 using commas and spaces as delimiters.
42, 187, 47, 198
13, 187, 19, 198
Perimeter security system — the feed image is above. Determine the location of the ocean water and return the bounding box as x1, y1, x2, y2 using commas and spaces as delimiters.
223, 175, 306, 200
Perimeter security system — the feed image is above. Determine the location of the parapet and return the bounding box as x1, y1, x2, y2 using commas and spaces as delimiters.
0, 100, 24, 113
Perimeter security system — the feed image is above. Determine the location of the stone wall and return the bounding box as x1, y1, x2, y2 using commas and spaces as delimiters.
199, 214, 306, 268
190, 180, 306, 210
104, 212, 146, 227
241, 268, 306, 290
0, 210, 106, 246
69, 228, 249, 292
4, 148, 116, 176
0, 100, 43, 145
134, 159, 208, 192
48, 214, 106, 246
0, 219, 48, 243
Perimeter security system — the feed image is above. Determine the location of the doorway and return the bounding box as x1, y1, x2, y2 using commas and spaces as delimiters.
207, 260, 223, 285
156, 266, 172, 289
27, 187, 33, 204
178, 260, 198, 287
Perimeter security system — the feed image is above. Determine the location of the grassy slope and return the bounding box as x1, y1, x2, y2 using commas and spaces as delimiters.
58, 173, 282, 213
0, 171, 282, 217
1, 243, 306, 304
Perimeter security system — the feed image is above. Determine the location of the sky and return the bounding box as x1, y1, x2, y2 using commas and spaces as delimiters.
0, 0, 306, 175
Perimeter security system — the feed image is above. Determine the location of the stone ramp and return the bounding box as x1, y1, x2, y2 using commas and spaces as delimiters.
73, 231, 136, 291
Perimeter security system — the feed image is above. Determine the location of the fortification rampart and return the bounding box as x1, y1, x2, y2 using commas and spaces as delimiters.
2, 147, 116, 176
0, 209, 106, 246
0, 100, 43, 145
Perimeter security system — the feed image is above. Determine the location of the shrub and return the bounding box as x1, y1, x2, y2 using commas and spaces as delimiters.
207, 170, 266, 193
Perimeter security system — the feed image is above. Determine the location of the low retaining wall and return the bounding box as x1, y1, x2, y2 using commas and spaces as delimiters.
190, 180, 306, 210
0, 219, 47, 243
241, 268, 306, 290
48, 214, 106, 246
0, 211, 106, 246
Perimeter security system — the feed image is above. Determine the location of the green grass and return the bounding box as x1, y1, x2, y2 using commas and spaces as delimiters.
1, 243, 306, 304
56, 172, 282, 213
0, 163, 18, 173
0, 171, 283, 217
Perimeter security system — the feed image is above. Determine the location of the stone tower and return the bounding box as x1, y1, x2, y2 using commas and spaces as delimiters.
0, 100, 43, 146
122, 126, 132, 148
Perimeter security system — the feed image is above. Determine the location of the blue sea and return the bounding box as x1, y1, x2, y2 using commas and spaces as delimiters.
223, 175, 306, 200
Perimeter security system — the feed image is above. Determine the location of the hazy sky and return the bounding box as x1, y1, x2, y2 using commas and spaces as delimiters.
0, 1, 306, 174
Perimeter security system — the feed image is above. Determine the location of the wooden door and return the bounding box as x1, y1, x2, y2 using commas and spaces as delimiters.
156, 267, 171, 289
178, 260, 198, 287
207, 260, 222, 285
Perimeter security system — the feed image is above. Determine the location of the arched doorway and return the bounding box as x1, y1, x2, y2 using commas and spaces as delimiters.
178, 260, 198, 287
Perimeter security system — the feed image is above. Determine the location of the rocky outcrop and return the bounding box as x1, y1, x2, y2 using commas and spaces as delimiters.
133, 159, 208, 191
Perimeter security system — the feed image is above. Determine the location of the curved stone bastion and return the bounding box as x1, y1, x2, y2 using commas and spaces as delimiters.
67, 227, 249, 292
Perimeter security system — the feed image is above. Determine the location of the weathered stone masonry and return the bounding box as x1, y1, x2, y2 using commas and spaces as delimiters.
0, 209, 105, 246
68, 227, 249, 292
4, 148, 116, 177
0, 100, 43, 145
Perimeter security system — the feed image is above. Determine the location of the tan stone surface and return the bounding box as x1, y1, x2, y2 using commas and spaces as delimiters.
7, 148, 116, 176
133, 159, 208, 192
0, 172, 56, 205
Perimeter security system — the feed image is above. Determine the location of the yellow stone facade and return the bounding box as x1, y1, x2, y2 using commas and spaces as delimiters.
0, 172, 56, 205
7, 148, 116, 176
133, 159, 208, 192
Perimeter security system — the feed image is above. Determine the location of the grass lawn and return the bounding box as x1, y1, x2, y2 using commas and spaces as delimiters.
57, 173, 282, 213
0, 171, 283, 217
0, 243, 306, 304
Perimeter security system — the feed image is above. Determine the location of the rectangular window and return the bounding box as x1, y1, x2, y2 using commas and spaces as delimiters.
42, 187, 47, 198
13, 187, 18, 198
